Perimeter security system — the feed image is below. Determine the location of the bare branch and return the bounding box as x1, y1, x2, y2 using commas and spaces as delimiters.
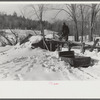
53, 10, 63, 19
50, 8, 73, 18
31, 5, 40, 20
66, 4, 72, 13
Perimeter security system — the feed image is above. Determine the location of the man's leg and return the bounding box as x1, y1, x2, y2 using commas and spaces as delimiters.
66, 35, 68, 41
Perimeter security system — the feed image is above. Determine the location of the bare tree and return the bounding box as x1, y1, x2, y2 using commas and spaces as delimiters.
9, 28, 19, 45
52, 4, 79, 41
79, 4, 87, 42
29, 4, 51, 36
38, 5, 45, 38
26, 4, 49, 49
69, 4, 79, 41
0, 31, 13, 45
89, 4, 100, 41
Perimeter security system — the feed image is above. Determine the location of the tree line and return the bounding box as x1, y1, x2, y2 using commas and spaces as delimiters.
0, 12, 65, 33
0, 12, 48, 30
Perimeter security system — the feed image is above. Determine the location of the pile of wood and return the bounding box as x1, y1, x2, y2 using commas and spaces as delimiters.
31, 39, 59, 51
25, 34, 100, 54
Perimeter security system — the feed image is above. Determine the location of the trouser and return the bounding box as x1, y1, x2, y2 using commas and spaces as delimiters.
62, 35, 68, 41
66, 35, 68, 41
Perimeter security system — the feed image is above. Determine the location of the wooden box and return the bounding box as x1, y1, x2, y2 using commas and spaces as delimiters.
61, 56, 91, 67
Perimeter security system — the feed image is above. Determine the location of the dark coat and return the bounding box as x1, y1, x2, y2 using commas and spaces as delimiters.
62, 23, 69, 37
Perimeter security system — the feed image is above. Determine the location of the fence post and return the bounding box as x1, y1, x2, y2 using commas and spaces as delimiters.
81, 42, 85, 54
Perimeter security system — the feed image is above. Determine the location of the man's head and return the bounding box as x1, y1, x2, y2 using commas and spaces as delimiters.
63, 22, 66, 25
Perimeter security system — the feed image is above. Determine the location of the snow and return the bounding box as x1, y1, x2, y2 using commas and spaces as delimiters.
0, 42, 68, 80
0, 34, 100, 80
0, 45, 12, 53
29, 35, 43, 44
45, 34, 54, 39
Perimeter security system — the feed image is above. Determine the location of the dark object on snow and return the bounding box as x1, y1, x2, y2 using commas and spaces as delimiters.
61, 56, 91, 68
59, 51, 91, 67
31, 39, 58, 51
61, 22, 70, 41
59, 51, 75, 58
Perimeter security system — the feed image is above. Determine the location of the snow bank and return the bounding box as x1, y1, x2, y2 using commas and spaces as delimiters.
45, 34, 54, 39
29, 35, 43, 43
0, 44, 68, 80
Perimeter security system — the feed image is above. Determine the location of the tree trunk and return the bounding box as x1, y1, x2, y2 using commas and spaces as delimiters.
89, 4, 97, 42
81, 23, 84, 42
71, 4, 79, 42
89, 18, 94, 41
80, 5, 84, 42
89, 26, 93, 41
40, 6, 45, 39
74, 21, 79, 41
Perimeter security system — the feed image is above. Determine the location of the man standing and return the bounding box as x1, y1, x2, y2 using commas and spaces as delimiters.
61, 22, 70, 41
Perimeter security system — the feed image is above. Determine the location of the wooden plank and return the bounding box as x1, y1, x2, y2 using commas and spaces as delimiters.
46, 39, 82, 47
81, 43, 85, 54
59, 51, 75, 58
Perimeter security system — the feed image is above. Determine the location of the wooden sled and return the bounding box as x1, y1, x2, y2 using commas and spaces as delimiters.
59, 51, 91, 68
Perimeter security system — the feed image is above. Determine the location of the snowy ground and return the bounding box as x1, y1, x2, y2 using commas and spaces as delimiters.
0, 45, 66, 81
0, 35, 100, 81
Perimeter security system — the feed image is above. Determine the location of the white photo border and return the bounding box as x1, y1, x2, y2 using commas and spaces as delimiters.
0, 1, 100, 99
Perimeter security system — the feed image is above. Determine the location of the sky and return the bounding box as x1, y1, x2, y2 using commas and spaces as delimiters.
0, 3, 68, 22
0, 4, 25, 16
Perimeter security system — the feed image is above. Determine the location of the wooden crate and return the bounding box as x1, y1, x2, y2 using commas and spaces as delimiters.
61, 56, 91, 68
